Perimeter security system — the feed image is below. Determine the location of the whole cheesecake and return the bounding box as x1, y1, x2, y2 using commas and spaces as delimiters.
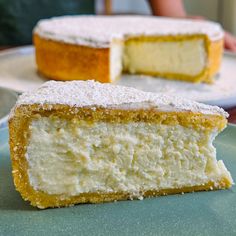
33, 15, 224, 84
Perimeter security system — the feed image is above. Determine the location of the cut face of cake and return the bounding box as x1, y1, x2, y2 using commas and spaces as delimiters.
9, 81, 233, 208
33, 16, 223, 84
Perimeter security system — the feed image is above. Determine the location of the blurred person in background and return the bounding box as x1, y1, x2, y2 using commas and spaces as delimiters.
149, 0, 236, 52
0, 0, 95, 46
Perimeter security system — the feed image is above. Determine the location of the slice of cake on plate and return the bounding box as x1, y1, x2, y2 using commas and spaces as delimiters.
9, 80, 233, 209
34, 16, 223, 84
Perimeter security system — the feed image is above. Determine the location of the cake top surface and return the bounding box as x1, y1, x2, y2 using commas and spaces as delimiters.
15, 80, 227, 117
34, 15, 223, 47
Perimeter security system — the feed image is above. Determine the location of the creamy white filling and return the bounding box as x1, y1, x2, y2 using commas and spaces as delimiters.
110, 41, 123, 82
26, 117, 230, 197
122, 39, 207, 76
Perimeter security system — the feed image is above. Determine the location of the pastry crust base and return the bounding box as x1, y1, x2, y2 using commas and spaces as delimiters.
9, 104, 230, 208
34, 34, 223, 84
34, 34, 110, 82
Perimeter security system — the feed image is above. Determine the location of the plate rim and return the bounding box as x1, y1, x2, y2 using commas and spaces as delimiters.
1, 45, 236, 108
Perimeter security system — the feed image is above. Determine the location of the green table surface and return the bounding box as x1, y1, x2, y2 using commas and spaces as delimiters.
0, 125, 236, 236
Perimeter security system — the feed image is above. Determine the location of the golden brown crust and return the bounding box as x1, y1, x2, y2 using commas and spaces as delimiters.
206, 39, 223, 83
11, 104, 228, 130
34, 34, 223, 84
9, 104, 230, 208
11, 177, 233, 209
34, 34, 111, 83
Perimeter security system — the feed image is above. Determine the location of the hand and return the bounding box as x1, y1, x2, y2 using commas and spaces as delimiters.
224, 32, 236, 52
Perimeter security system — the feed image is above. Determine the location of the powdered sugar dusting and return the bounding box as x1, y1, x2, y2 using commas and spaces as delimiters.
34, 15, 224, 48
15, 80, 227, 117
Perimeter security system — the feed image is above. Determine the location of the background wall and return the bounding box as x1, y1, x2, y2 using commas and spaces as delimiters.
220, 0, 236, 34
96, 0, 236, 34
96, 0, 151, 15
184, 0, 236, 34
184, 0, 219, 21
110, 0, 151, 14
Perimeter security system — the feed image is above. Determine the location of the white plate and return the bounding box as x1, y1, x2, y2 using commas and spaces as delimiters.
0, 46, 236, 108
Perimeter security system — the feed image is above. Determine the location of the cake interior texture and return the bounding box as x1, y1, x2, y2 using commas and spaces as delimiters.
112, 36, 207, 83
9, 81, 232, 208
26, 115, 231, 198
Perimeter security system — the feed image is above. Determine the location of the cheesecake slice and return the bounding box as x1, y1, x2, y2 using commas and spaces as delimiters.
9, 81, 233, 208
